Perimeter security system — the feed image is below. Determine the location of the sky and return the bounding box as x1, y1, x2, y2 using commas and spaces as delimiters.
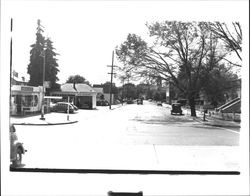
1, 0, 248, 87
2, 1, 165, 86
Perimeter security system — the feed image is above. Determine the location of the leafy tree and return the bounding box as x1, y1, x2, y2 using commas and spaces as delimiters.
44, 38, 60, 91
116, 22, 236, 116
100, 94, 105, 100
102, 81, 118, 94
27, 19, 60, 91
123, 83, 137, 99
66, 75, 90, 85
200, 63, 239, 106
205, 22, 242, 66
136, 83, 149, 98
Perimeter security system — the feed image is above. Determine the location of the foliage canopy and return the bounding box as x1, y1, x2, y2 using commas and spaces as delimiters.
116, 21, 241, 116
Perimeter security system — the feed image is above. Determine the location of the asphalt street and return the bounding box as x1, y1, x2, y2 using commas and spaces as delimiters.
108, 101, 239, 146
12, 101, 240, 170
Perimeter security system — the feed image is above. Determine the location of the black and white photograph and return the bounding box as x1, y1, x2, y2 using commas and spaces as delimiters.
1, 0, 249, 195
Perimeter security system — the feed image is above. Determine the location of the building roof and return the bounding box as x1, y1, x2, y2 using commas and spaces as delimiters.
59, 83, 96, 93
75, 83, 96, 93
61, 83, 76, 92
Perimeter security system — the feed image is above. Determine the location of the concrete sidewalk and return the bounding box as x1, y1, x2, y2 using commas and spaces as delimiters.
17, 142, 240, 172
193, 110, 240, 129
10, 103, 240, 172
163, 103, 240, 129
196, 115, 241, 129
11, 113, 78, 125
10, 104, 123, 125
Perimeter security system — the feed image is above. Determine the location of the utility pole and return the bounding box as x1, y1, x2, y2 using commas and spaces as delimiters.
107, 51, 117, 110
121, 77, 125, 105
40, 43, 46, 120
67, 96, 70, 121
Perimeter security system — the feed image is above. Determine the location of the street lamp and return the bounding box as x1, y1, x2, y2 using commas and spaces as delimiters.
40, 43, 46, 120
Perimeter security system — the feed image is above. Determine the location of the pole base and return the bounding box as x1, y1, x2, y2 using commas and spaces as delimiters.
40, 117, 45, 120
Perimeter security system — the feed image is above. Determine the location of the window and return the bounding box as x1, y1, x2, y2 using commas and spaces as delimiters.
21, 95, 38, 107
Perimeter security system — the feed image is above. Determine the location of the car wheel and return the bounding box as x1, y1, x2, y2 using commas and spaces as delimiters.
13, 148, 22, 166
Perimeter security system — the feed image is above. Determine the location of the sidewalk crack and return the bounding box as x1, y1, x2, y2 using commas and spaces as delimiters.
153, 144, 159, 164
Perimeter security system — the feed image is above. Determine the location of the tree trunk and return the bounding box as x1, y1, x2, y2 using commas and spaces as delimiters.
189, 96, 196, 117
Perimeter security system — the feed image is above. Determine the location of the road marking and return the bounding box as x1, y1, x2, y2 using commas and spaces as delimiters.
199, 123, 240, 134
216, 126, 240, 134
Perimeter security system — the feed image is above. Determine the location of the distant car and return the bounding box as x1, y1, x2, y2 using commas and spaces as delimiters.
126, 99, 134, 104
10, 124, 26, 167
137, 99, 143, 105
157, 101, 162, 106
97, 100, 109, 106
52, 102, 75, 113
171, 103, 183, 115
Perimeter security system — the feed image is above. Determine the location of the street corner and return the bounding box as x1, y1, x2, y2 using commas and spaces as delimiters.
25, 119, 79, 126
46, 120, 78, 126
11, 115, 78, 126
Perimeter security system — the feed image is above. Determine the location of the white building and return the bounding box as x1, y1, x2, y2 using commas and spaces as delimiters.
10, 85, 43, 115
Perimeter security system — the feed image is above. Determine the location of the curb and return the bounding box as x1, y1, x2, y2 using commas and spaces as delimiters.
110, 104, 123, 110
203, 123, 241, 129
12, 120, 78, 126
193, 118, 240, 129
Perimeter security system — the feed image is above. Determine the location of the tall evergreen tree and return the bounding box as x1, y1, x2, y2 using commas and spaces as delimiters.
27, 19, 45, 86
27, 19, 60, 91
44, 37, 60, 91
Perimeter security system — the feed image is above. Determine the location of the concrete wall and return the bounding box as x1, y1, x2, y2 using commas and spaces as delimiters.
92, 95, 96, 108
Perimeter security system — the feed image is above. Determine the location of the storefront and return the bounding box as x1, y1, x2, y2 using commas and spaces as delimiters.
51, 83, 97, 109
10, 85, 43, 115
76, 93, 96, 109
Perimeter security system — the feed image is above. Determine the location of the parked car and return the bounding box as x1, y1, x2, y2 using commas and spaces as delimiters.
70, 103, 78, 110
10, 124, 26, 167
52, 102, 75, 113
97, 100, 109, 106
137, 99, 143, 105
171, 103, 183, 115
157, 101, 162, 106
126, 99, 134, 104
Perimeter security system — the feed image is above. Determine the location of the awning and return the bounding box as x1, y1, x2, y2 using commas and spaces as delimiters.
44, 96, 62, 99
